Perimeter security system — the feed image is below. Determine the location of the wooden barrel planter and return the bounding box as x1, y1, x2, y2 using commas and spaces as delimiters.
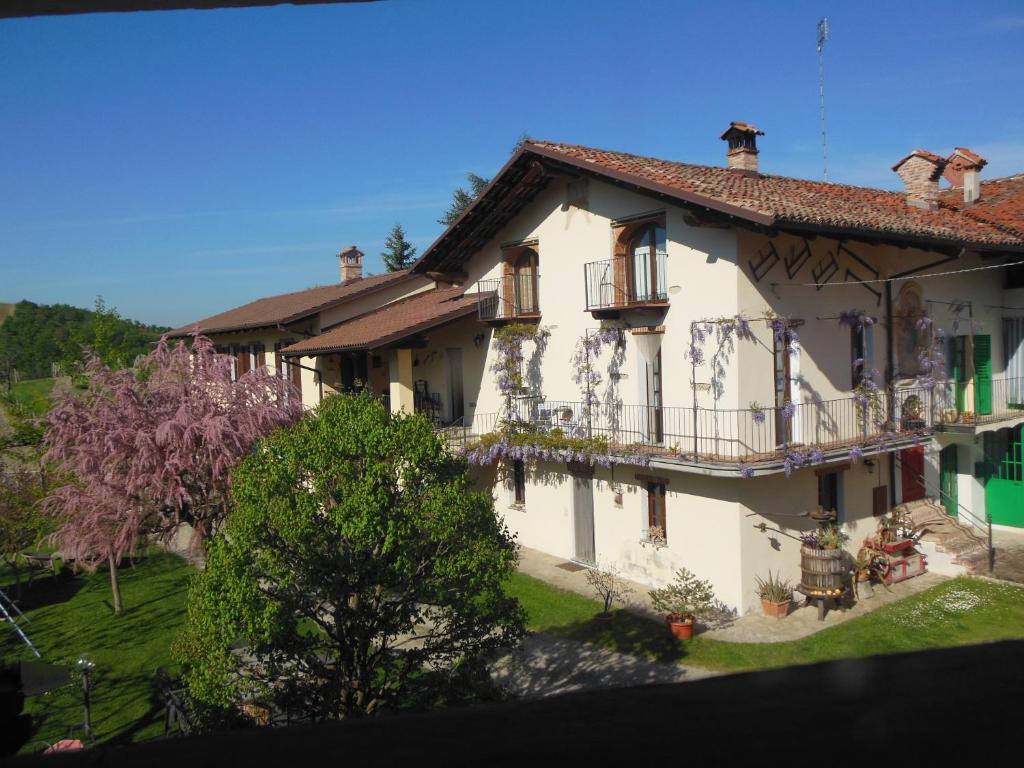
799, 545, 846, 597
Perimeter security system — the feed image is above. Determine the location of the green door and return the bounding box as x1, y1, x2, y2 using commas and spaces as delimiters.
940, 445, 958, 517
982, 426, 1024, 527
974, 334, 992, 416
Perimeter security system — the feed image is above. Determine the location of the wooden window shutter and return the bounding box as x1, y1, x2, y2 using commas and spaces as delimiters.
872, 485, 888, 517
501, 253, 516, 318
236, 345, 251, 377
290, 356, 302, 397
973, 334, 992, 415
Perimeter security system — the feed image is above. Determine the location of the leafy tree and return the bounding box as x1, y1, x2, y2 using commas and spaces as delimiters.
41, 335, 303, 614
438, 172, 490, 226
0, 297, 167, 381
174, 393, 524, 719
381, 223, 418, 272
0, 464, 48, 599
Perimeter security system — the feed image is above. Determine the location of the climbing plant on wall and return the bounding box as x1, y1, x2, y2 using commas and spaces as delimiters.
490, 323, 550, 415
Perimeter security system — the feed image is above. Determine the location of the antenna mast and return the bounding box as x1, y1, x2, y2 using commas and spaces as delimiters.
817, 17, 829, 181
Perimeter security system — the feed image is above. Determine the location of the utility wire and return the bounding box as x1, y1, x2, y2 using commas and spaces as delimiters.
771, 258, 1024, 289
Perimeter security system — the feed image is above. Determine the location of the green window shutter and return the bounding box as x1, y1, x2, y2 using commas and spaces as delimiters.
974, 334, 992, 415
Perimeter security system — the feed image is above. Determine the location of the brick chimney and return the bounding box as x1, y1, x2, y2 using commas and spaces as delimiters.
338, 245, 363, 282
891, 150, 947, 211
943, 147, 987, 205
720, 121, 764, 174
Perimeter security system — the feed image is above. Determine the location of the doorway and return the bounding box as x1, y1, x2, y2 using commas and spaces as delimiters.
572, 475, 596, 565
447, 348, 464, 424
939, 444, 958, 517
900, 446, 926, 503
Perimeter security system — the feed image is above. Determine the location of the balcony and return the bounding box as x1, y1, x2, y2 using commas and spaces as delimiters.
439, 378, 1024, 471
932, 376, 1024, 431
476, 274, 540, 324
584, 252, 668, 317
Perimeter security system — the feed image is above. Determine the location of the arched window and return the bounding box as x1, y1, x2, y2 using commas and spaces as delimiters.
628, 221, 666, 303
513, 247, 539, 315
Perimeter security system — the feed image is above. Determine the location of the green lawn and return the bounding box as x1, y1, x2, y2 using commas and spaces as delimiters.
1, 553, 191, 750
6, 377, 57, 415
507, 571, 1024, 672
5, 561, 1021, 752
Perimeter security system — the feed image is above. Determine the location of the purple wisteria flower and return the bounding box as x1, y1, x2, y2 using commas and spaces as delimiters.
781, 401, 796, 420
809, 448, 825, 464
739, 464, 754, 479
849, 445, 863, 462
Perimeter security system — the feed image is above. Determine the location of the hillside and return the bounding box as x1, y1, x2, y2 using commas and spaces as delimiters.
0, 302, 14, 326
0, 299, 169, 380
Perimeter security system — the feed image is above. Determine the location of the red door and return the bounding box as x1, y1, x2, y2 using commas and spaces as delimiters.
901, 447, 926, 503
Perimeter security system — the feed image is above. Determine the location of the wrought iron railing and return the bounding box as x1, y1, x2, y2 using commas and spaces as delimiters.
437, 411, 501, 450
931, 375, 1024, 427
583, 252, 668, 311
477, 274, 540, 321
438, 377, 1024, 464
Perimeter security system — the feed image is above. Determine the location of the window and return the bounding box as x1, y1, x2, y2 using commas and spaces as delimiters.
850, 324, 873, 388
646, 481, 667, 541
513, 248, 539, 315
627, 222, 667, 303
497, 244, 540, 319
647, 347, 664, 443
512, 459, 526, 505
818, 471, 842, 522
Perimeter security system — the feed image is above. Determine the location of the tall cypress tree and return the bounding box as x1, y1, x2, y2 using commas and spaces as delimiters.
381, 224, 418, 272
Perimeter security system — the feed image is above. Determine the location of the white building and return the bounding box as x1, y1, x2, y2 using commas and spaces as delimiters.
180, 126, 1024, 613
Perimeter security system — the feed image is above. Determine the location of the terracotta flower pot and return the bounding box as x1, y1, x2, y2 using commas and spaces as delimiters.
761, 598, 791, 618
666, 613, 695, 641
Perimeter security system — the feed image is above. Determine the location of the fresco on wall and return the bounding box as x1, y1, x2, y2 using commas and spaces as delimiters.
895, 282, 926, 377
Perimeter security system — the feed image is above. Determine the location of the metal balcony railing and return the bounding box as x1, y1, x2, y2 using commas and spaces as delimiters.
584, 252, 668, 312
436, 378, 1024, 465
477, 274, 540, 321
932, 375, 1024, 427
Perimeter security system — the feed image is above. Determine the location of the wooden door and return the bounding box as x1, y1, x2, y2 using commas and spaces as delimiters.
572, 475, 596, 565
901, 446, 926, 503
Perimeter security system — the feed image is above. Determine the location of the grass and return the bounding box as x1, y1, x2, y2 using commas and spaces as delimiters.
6, 377, 57, 415
506, 571, 1024, 672
1, 552, 192, 750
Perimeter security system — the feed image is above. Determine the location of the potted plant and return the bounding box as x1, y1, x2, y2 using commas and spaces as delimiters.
754, 571, 793, 618
648, 567, 717, 641
852, 546, 891, 599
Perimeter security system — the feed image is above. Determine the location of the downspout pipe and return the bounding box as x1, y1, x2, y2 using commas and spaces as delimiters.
885, 280, 897, 509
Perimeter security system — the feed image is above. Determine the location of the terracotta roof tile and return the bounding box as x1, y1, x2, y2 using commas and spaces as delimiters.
168, 270, 427, 337
524, 141, 1024, 248
941, 174, 1024, 237
280, 287, 480, 356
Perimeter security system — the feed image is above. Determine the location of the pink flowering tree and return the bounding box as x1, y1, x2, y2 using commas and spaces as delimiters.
41, 335, 304, 614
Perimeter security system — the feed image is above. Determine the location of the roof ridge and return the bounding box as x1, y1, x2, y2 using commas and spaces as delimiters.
527, 138, 906, 196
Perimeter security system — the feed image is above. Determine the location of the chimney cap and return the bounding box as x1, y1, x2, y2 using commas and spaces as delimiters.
720, 121, 764, 141
947, 147, 988, 170
338, 245, 362, 256
891, 149, 947, 175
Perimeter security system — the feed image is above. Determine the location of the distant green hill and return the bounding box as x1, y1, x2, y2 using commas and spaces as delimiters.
0, 299, 169, 380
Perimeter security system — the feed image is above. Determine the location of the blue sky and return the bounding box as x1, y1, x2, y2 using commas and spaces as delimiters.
1, 0, 1023, 327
